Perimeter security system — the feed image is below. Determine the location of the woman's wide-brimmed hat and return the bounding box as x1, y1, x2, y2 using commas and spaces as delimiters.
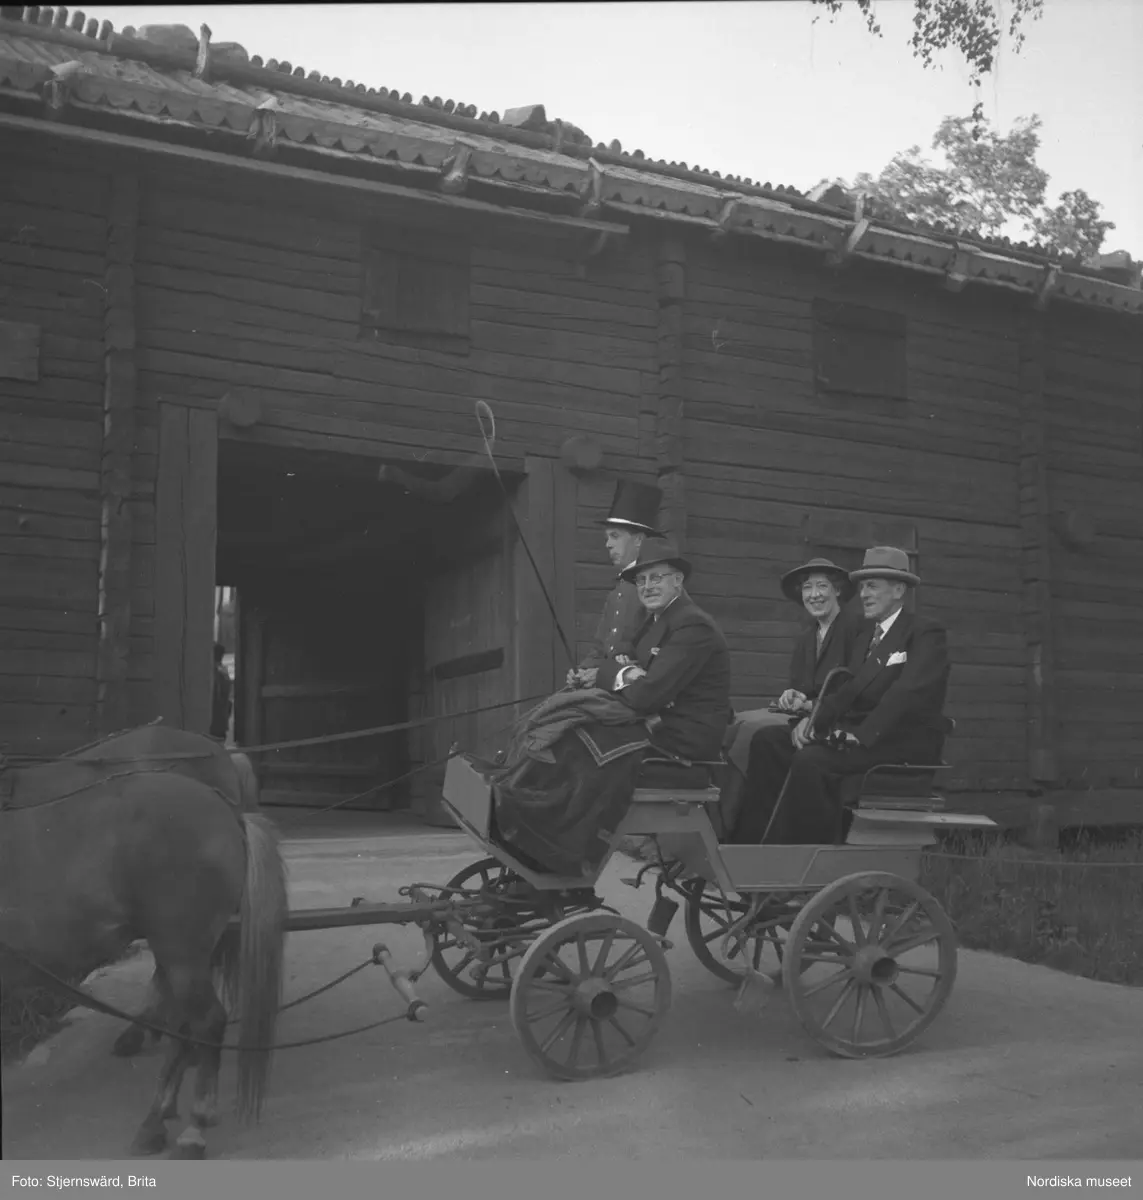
619, 537, 692, 583
780, 557, 855, 604
849, 546, 921, 587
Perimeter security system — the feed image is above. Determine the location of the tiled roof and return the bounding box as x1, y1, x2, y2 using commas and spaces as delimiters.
1, 7, 1140, 317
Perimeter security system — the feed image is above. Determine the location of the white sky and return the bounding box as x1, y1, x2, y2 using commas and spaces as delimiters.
83, 1, 1142, 256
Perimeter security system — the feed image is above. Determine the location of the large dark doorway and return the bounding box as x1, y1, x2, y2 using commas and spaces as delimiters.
216, 439, 520, 815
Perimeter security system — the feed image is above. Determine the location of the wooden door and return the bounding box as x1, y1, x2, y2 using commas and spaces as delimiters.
239, 575, 412, 810
422, 502, 515, 768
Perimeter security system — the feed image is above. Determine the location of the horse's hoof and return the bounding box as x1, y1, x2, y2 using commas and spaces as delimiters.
129, 1127, 168, 1157
112, 1028, 145, 1057
171, 1138, 206, 1160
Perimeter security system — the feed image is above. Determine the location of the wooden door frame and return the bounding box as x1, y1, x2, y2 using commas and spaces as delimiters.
153, 402, 219, 732
512, 455, 578, 708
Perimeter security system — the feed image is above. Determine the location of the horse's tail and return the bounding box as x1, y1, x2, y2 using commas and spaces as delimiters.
229, 751, 261, 814
222, 813, 287, 1123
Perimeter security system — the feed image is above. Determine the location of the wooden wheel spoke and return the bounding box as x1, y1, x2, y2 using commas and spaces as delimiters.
852, 984, 868, 1043
527, 997, 572, 1023
799, 967, 851, 999
881, 899, 920, 945
615, 996, 656, 1019
592, 1018, 609, 1066
537, 952, 576, 983
527, 979, 575, 995
602, 942, 648, 980
866, 888, 891, 944
819, 978, 857, 1031
576, 933, 591, 976
888, 981, 926, 1015
895, 964, 941, 978
610, 969, 658, 992
567, 1016, 588, 1067
872, 985, 897, 1039
606, 1014, 637, 1046
847, 894, 867, 946
538, 1009, 578, 1053
885, 924, 939, 957
819, 920, 855, 953
591, 927, 617, 974
798, 951, 849, 966
450, 949, 477, 975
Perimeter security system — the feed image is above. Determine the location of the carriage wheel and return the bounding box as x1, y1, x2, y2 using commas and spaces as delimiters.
430, 858, 597, 1000
782, 871, 957, 1059
509, 912, 672, 1081
683, 880, 801, 986
430, 858, 531, 1000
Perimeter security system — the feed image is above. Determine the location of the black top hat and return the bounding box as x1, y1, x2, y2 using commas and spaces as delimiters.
779, 557, 855, 604
601, 479, 662, 535
619, 537, 692, 583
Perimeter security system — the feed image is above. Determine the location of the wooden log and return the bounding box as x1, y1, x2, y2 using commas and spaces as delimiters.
0, 319, 41, 381
153, 403, 217, 732
95, 174, 137, 734
218, 389, 262, 428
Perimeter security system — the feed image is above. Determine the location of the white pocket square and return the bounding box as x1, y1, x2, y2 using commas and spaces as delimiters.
886, 651, 907, 666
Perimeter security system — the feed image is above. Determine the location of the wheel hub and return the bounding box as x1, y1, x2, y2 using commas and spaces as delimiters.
851, 944, 899, 987
571, 976, 619, 1021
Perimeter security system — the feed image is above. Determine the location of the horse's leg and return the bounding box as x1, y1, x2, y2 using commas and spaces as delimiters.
128, 1027, 193, 1157
113, 965, 166, 1057
169, 968, 229, 1160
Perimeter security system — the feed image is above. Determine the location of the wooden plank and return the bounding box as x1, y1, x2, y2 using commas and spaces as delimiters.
95, 173, 138, 733
0, 319, 40, 381
656, 235, 687, 547
261, 681, 387, 699
153, 403, 217, 732
430, 648, 506, 682
513, 456, 558, 706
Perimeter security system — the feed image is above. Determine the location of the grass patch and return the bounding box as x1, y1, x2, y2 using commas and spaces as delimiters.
920, 829, 1143, 986
0, 986, 76, 1065
0, 942, 148, 1065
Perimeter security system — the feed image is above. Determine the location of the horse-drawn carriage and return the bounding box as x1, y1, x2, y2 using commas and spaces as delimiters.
1, 703, 995, 1158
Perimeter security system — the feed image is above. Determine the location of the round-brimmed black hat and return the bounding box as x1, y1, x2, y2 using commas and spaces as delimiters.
780, 557, 855, 603
619, 537, 692, 583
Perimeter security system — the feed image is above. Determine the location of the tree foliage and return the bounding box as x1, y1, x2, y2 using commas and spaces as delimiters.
812, 0, 1046, 125
818, 113, 1115, 259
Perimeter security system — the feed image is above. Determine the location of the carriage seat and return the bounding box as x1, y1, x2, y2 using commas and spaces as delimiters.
837, 717, 955, 814
633, 754, 727, 797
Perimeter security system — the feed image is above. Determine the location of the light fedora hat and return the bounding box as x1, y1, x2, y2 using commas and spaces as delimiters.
849, 546, 921, 587
780, 556, 855, 604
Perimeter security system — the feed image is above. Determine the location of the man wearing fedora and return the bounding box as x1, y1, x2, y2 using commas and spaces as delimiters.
567, 479, 666, 690
595, 537, 733, 763
732, 546, 951, 845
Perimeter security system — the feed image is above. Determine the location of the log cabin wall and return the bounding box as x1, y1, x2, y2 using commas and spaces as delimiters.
1042, 309, 1143, 820
0, 137, 113, 754
680, 234, 1032, 802
2, 118, 1140, 825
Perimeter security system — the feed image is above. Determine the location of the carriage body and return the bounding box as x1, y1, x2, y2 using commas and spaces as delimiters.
438, 748, 996, 1077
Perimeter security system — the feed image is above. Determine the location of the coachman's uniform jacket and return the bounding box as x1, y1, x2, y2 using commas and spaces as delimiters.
578, 571, 646, 668
596, 598, 733, 762
814, 610, 951, 755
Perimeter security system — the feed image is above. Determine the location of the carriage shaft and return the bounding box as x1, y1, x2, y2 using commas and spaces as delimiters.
226, 899, 452, 934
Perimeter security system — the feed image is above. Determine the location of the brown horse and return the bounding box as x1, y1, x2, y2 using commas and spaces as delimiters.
0, 767, 287, 1159
56, 724, 267, 1059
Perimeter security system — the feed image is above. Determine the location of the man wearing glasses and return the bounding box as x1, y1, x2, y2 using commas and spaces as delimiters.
595, 537, 732, 763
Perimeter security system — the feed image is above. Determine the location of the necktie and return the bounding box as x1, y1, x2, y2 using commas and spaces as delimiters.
866, 624, 885, 660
